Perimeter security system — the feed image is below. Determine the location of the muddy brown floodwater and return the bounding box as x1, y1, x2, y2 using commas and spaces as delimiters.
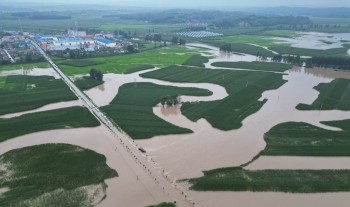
271, 32, 350, 50
0, 68, 60, 79
83, 68, 228, 107
137, 66, 350, 180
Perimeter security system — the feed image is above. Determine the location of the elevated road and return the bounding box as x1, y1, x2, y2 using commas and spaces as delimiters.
31, 40, 193, 207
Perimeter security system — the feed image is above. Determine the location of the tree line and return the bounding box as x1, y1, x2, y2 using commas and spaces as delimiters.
305, 57, 350, 70
171, 36, 186, 45
160, 95, 181, 106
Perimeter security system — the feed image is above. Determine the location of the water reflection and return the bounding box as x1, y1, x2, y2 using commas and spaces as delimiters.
160, 105, 180, 116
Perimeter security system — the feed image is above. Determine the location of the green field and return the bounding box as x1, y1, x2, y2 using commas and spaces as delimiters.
56, 46, 198, 75
141, 65, 286, 130
269, 45, 350, 57
230, 43, 276, 57
101, 82, 212, 139
0, 75, 77, 115
61, 59, 105, 67
187, 167, 350, 192
211, 61, 292, 72
0, 106, 100, 143
203, 35, 279, 47
0, 144, 117, 206
123, 65, 154, 74
256, 30, 299, 37
297, 78, 350, 110
74, 76, 104, 90
99, 23, 182, 33
146, 203, 176, 207
0, 62, 49, 71
182, 55, 209, 67
263, 120, 350, 156
0, 77, 6, 88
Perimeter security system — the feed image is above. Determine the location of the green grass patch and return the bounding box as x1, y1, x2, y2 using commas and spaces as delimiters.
60, 59, 105, 67
0, 75, 77, 115
230, 43, 276, 57
101, 82, 212, 139
56, 46, 198, 75
211, 61, 292, 72
204, 35, 278, 47
0, 62, 49, 71
0, 106, 100, 143
74, 76, 104, 90
257, 30, 299, 38
187, 167, 350, 192
263, 120, 350, 156
99, 23, 181, 33
0, 144, 117, 206
182, 55, 209, 67
146, 202, 176, 207
0, 77, 6, 88
123, 65, 155, 74
141, 65, 286, 130
269, 45, 350, 57
297, 78, 350, 111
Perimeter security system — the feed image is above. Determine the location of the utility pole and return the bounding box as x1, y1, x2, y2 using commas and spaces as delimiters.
18, 18, 24, 35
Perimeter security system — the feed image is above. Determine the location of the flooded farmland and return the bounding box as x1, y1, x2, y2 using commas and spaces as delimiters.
2, 38, 350, 207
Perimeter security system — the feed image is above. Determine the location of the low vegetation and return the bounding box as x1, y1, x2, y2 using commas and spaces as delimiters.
60, 59, 105, 67
74, 76, 104, 90
182, 55, 209, 67
101, 82, 212, 139
141, 65, 286, 130
0, 62, 49, 71
0, 144, 118, 206
123, 65, 154, 74
269, 45, 350, 57
0, 75, 77, 115
296, 78, 350, 110
211, 61, 292, 72
263, 120, 350, 156
146, 202, 176, 207
187, 167, 350, 192
56, 46, 199, 75
0, 106, 100, 143
220, 43, 275, 57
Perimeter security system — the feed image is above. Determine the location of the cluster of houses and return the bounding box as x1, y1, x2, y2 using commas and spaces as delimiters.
35, 29, 133, 52
0, 34, 41, 63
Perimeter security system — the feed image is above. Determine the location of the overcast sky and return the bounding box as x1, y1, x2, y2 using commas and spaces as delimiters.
2, 0, 350, 8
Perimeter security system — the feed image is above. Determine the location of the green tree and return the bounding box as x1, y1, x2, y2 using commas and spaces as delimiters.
179, 38, 186, 45
171, 36, 179, 45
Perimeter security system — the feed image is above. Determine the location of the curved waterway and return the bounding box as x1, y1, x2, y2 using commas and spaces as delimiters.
135, 66, 350, 179
84, 68, 228, 107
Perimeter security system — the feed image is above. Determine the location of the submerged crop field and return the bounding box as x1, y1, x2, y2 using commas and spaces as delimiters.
211, 61, 292, 72
141, 65, 286, 130
0, 106, 100, 143
102, 82, 212, 139
263, 120, 350, 156
0, 144, 118, 207
0, 62, 49, 71
187, 167, 350, 192
74, 76, 104, 90
0, 75, 77, 115
297, 78, 350, 110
